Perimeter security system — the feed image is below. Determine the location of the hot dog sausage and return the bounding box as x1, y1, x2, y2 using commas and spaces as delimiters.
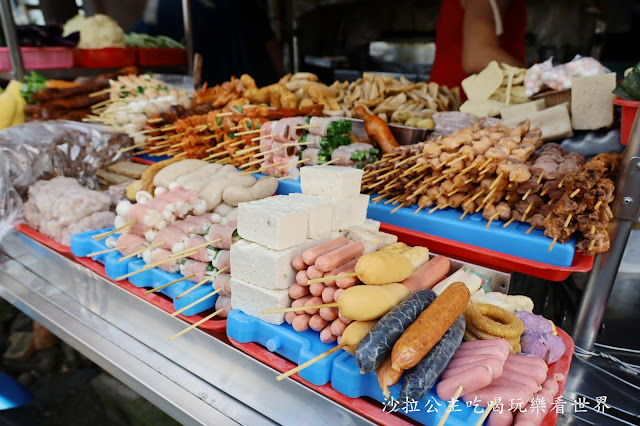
284, 311, 297, 324
309, 282, 325, 296
304, 296, 324, 315
391, 282, 470, 371
322, 286, 337, 303
288, 283, 310, 299
507, 354, 549, 371
441, 357, 504, 380
291, 295, 311, 309
436, 365, 494, 401
292, 314, 311, 332
319, 307, 339, 321
306, 265, 324, 280
331, 318, 347, 336
446, 354, 503, 369
490, 376, 541, 396
302, 236, 348, 265
376, 357, 403, 398
324, 257, 360, 286
502, 361, 547, 385
296, 270, 310, 286
459, 338, 513, 353
315, 241, 365, 273
338, 311, 352, 324
487, 408, 513, 426
402, 256, 451, 292
292, 254, 307, 271
309, 314, 329, 332
454, 345, 509, 362
320, 325, 337, 344
461, 385, 531, 408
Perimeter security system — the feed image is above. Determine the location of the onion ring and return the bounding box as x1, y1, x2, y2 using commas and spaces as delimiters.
464, 303, 525, 339
464, 329, 479, 342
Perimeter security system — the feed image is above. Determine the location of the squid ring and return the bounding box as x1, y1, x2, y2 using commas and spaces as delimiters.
464, 303, 525, 339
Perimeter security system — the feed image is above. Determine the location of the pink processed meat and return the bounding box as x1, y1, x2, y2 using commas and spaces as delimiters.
179, 259, 214, 282
211, 249, 231, 273
206, 222, 239, 249
301, 236, 348, 265
215, 296, 231, 318
402, 255, 451, 292
143, 248, 180, 273
436, 365, 494, 400
213, 274, 231, 297
116, 233, 148, 257
315, 241, 365, 272
154, 227, 188, 251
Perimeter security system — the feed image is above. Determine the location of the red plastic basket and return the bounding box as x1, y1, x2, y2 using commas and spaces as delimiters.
137, 48, 186, 66
614, 96, 639, 145
74, 255, 227, 334
229, 328, 574, 426
14, 223, 73, 257
379, 222, 594, 281
73, 48, 136, 68
0, 47, 73, 70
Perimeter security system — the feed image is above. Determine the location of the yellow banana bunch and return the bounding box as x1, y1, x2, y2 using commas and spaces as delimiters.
0, 80, 26, 130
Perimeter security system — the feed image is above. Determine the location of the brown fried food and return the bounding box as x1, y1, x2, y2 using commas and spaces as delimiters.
463, 303, 525, 340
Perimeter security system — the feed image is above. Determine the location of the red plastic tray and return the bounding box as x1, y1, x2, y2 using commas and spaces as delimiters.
74, 255, 226, 334
379, 222, 594, 282
0, 47, 73, 70
229, 328, 573, 425
73, 48, 136, 68
137, 47, 186, 66
614, 96, 639, 146
14, 223, 73, 257
131, 156, 155, 165
229, 327, 573, 426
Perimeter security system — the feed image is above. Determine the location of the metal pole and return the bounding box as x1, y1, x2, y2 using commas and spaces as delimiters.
181, 0, 193, 77
0, 0, 25, 81
572, 108, 640, 350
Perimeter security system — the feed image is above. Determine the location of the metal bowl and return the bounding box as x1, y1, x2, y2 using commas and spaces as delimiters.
348, 118, 430, 145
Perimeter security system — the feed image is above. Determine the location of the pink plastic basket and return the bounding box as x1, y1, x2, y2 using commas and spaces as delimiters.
0, 47, 73, 70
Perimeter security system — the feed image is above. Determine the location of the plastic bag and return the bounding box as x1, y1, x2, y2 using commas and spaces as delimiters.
525, 56, 609, 97
0, 120, 132, 242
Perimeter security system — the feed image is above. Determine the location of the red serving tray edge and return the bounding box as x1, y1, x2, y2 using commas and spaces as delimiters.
379, 223, 594, 282
229, 328, 574, 426
14, 223, 73, 257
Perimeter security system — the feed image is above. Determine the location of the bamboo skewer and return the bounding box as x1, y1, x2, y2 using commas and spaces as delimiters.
243, 162, 284, 175
569, 189, 580, 198
170, 291, 219, 317
591, 225, 596, 234
521, 202, 534, 222
87, 246, 125, 258
502, 217, 516, 228
204, 151, 230, 161
276, 344, 345, 381
276, 158, 310, 170
485, 213, 499, 229
175, 267, 228, 299
168, 309, 225, 341
522, 189, 532, 201
319, 157, 342, 166
540, 186, 550, 197
117, 142, 147, 153
233, 128, 263, 137
390, 202, 405, 214
145, 274, 195, 295
437, 386, 464, 426
119, 241, 166, 261
474, 401, 496, 426
594, 200, 602, 210
147, 117, 163, 123
526, 224, 535, 234
170, 238, 222, 258
92, 221, 137, 241
537, 171, 544, 184
251, 134, 275, 142
234, 145, 262, 155
459, 211, 468, 221
589, 239, 595, 251
549, 236, 558, 251
115, 252, 195, 281
564, 213, 573, 227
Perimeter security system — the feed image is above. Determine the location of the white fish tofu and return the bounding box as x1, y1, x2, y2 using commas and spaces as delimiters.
230, 277, 291, 325
300, 165, 364, 200
332, 194, 369, 230
237, 198, 309, 250
571, 73, 616, 130
285, 193, 335, 238
231, 240, 301, 290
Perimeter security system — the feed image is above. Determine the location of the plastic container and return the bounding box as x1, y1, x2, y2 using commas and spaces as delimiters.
14, 223, 72, 256
614, 96, 639, 145
137, 48, 186, 66
0, 372, 31, 410
227, 309, 574, 425
73, 48, 136, 68
0, 47, 73, 70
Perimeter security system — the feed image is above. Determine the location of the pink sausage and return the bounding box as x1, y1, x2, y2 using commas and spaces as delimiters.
324, 257, 360, 286
502, 366, 549, 390
292, 314, 311, 332
319, 307, 339, 322
459, 339, 513, 353
338, 312, 352, 324
304, 296, 324, 315
337, 335, 342, 345
309, 282, 325, 297
291, 295, 311, 309
331, 319, 347, 336
322, 286, 337, 303
296, 270, 310, 286
292, 254, 307, 271
302, 237, 349, 265
487, 407, 514, 426
454, 345, 509, 362
441, 357, 504, 380
309, 314, 329, 332
491, 376, 541, 396
333, 288, 344, 302
315, 241, 365, 273
462, 385, 531, 408
508, 354, 549, 371
307, 266, 324, 280
446, 354, 502, 369
284, 311, 297, 324
402, 255, 451, 292
289, 283, 310, 299
514, 389, 555, 424
335, 263, 359, 288
437, 365, 494, 401
320, 325, 337, 344
503, 362, 547, 385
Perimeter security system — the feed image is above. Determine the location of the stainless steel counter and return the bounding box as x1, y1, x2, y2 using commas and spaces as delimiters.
0, 230, 377, 426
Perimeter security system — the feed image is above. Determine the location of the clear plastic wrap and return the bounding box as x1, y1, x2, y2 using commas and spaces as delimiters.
0, 120, 133, 242
525, 56, 610, 97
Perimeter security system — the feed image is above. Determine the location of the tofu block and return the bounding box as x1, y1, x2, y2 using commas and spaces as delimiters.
230, 277, 291, 325
462, 61, 504, 101
300, 165, 364, 200
346, 228, 383, 254
377, 231, 399, 247
504, 103, 573, 141
298, 231, 341, 252
283, 194, 335, 238
340, 219, 381, 237
500, 99, 545, 120
231, 240, 301, 290
237, 198, 309, 250
332, 194, 369, 230
571, 73, 616, 130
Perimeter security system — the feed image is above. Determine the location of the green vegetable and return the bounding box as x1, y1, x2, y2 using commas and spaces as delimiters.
216, 116, 222, 125
259, 103, 268, 107
246, 120, 253, 130
232, 230, 239, 239
306, 117, 311, 124
20, 71, 47, 104
232, 105, 244, 113
137, 86, 145, 94
124, 32, 184, 48
206, 264, 215, 272
614, 63, 640, 101
370, 148, 380, 155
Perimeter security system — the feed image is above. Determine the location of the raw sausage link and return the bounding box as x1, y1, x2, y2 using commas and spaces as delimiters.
436, 365, 494, 400
288, 283, 310, 299
309, 282, 325, 296
292, 314, 311, 332
402, 256, 451, 292
391, 282, 470, 371
292, 254, 307, 271
315, 241, 365, 273
302, 237, 348, 265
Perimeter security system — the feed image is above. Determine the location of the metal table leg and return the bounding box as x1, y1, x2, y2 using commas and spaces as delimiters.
572, 108, 640, 350
182, 0, 194, 77
0, 0, 25, 81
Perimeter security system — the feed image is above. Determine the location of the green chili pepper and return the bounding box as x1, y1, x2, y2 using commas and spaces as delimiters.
232, 105, 244, 113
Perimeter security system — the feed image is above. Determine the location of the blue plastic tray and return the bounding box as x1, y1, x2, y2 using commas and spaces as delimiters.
253, 173, 575, 267
227, 309, 485, 425
227, 309, 339, 386
70, 228, 217, 316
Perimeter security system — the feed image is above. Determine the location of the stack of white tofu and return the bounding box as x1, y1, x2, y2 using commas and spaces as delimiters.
230, 165, 373, 324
